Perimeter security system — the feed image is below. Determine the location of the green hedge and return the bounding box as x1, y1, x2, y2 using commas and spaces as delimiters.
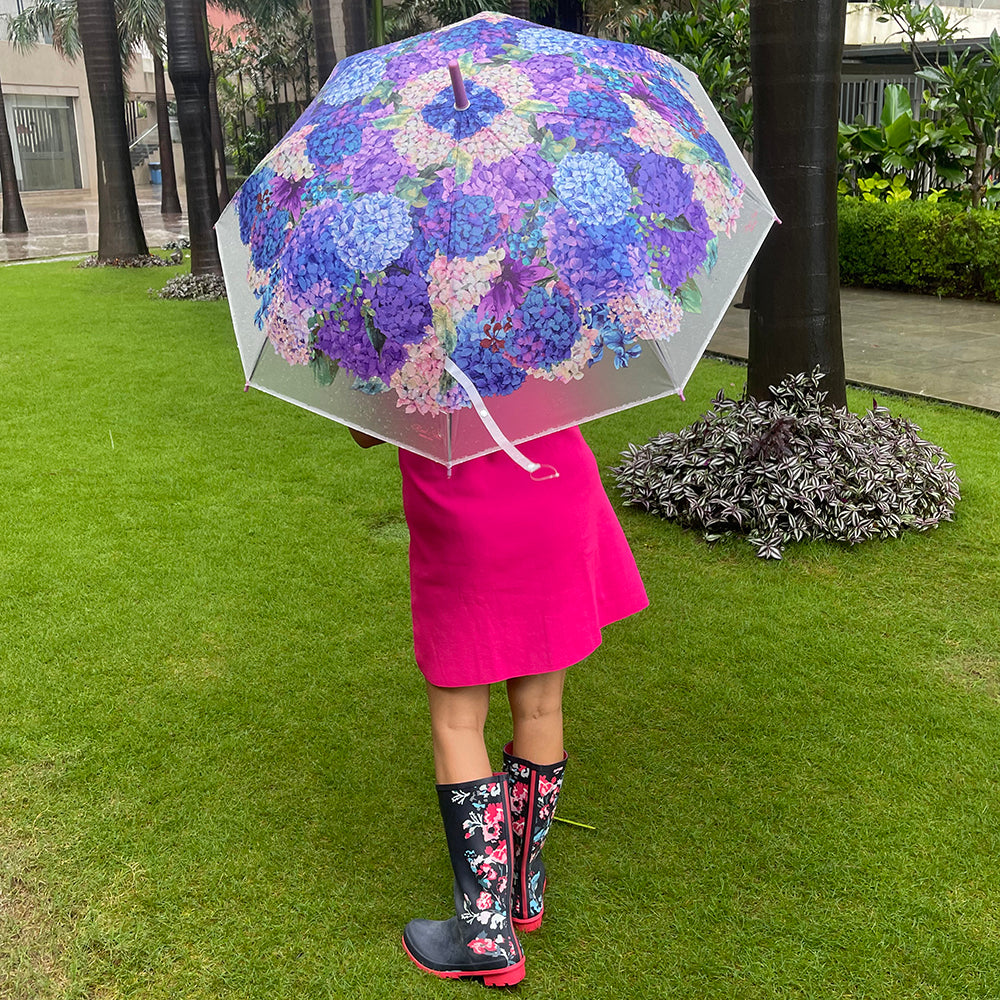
838, 200, 1000, 301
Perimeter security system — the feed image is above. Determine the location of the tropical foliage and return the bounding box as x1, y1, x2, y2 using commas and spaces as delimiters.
382, 0, 556, 42
837, 83, 972, 202
917, 31, 1000, 208
615, 0, 752, 150
842, 3, 1000, 208
213, 8, 316, 179
870, 0, 966, 72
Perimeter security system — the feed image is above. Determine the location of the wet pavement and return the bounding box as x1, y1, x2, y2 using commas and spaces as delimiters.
709, 286, 1000, 414
0, 188, 187, 262
3, 189, 999, 414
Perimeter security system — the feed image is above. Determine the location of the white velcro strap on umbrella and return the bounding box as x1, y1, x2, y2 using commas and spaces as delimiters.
444, 358, 558, 480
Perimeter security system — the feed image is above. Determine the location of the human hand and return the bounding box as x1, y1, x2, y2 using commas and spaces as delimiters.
349, 427, 385, 448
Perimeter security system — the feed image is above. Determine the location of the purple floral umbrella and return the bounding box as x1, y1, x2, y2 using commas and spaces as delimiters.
217, 12, 776, 475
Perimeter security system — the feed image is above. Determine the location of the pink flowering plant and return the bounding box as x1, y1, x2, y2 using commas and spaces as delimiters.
235, 12, 746, 416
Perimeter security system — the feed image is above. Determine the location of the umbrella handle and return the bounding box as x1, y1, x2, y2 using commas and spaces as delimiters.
448, 61, 470, 111
444, 359, 559, 480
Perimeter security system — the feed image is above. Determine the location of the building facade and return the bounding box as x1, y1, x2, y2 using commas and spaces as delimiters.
1, 2, 347, 197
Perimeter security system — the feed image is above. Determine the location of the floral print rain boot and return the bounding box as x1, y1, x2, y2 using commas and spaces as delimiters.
503, 743, 567, 932
402, 775, 525, 986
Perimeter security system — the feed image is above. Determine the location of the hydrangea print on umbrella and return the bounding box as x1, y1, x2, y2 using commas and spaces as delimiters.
231, 11, 755, 417
553, 153, 632, 227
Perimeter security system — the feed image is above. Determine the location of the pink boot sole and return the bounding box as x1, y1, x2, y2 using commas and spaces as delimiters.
512, 909, 543, 932
402, 936, 526, 987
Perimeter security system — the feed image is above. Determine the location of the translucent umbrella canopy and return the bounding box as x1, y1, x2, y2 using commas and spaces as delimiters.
217, 12, 776, 473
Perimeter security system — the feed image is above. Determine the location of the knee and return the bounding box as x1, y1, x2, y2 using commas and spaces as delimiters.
510, 693, 563, 728
507, 673, 565, 726
432, 710, 488, 739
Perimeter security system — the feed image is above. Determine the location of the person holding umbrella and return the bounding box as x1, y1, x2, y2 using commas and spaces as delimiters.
351, 423, 647, 986
219, 10, 774, 987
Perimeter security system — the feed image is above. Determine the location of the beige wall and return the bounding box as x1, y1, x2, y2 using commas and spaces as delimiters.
1, 39, 96, 193
846, 2, 1000, 45
2, 7, 349, 198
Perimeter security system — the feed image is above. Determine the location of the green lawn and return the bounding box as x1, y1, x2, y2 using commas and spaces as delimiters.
2, 258, 1000, 998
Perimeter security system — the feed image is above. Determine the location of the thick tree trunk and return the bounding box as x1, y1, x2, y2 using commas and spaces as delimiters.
343, 0, 368, 56
510, 0, 532, 20
78, 0, 148, 259
539, 0, 583, 31
747, 0, 847, 407
165, 0, 222, 275
312, 0, 337, 84
0, 73, 28, 234
154, 53, 182, 215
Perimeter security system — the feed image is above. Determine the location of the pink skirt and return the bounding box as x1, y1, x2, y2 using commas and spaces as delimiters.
399, 426, 648, 687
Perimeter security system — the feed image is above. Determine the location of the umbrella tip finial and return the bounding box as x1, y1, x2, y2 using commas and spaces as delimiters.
448, 60, 470, 111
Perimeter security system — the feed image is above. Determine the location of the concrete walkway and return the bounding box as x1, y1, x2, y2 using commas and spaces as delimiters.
3, 188, 1000, 415
709, 287, 1000, 414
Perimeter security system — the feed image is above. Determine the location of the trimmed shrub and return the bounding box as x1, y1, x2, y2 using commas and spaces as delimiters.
839, 199, 1000, 301
613, 369, 960, 560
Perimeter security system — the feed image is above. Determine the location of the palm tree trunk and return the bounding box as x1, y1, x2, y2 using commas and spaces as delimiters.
343, 0, 368, 56
154, 53, 182, 215
165, 0, 222, 275
746, 0, 847, 407
510, 0, 532, 20
77, 0, 148, 259
0, 72, 28, 234
208, 50, 231, 207
312, 0, 337, 84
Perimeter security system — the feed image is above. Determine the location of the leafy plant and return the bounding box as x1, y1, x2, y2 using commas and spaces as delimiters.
918, 30, 1000, 208
619, 0, 752, 150
870, 0, 967, 72
155, 273, 228, 300
212, 10, 315, 178
839, 172, 912, 202
837, 83, 973, 197
839, 198, 1000, 300
614, 369, 960, 560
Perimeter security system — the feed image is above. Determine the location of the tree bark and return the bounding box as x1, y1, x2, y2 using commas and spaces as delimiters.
510, 0, 532, 20
208, 49, 231, 207
0, 72, 28, 234
312, 0, 337, 85
343, 0, 368, 56
747, 0, 847, 407
165, 0, 222, 275
154, 53, 183, 215
77, 0, 148, 259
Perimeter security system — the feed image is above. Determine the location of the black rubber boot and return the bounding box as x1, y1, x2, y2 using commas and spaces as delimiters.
503, 743, 567, 932
402, 775, 525, 986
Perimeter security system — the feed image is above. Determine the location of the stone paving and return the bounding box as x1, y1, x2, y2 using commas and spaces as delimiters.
3, 188, 1000, 415
709, 286, 1000, 414
0, 188, 187, 262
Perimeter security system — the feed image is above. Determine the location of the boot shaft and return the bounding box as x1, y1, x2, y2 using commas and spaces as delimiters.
503, 744, 567, 929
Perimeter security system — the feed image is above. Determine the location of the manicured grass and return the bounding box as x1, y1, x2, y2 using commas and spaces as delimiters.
2, 258, 1000, 998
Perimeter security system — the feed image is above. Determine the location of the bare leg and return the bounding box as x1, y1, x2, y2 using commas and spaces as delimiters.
425, 681, 493, 784
506, 670, 566, 765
